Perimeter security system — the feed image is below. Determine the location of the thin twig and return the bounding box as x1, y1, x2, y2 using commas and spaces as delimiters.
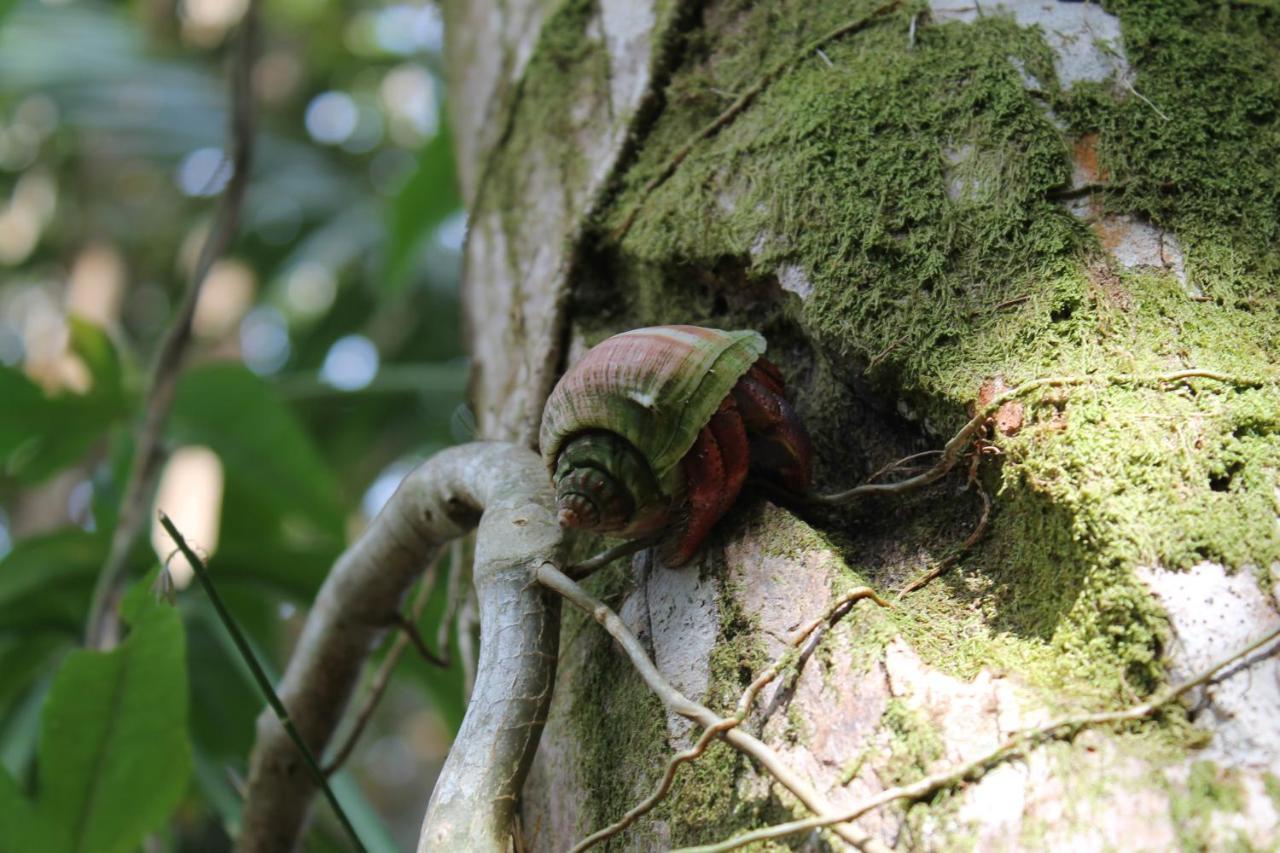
1051, 183, 1111, 203
458, 583, 479, 699
611, 0, 902, 242
990, 294, 1031, 311
393, 613, 449, 667
899, 463, 992, 595
811, 369, 1271, 505
566, 536, 658, 580
85, 1, 260, 649
867, 334, 909, 370
572, 585, 889, 852
323, 548, 448, 776
159, 514, 366, 852
677, 623, 1280, 853
1122, 77, 1170, 121
865, 449, 942, 484
536, 563, 891, 853
436, 537, 468, 662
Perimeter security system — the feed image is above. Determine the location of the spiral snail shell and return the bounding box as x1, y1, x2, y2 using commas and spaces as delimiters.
540, 325, 812, 565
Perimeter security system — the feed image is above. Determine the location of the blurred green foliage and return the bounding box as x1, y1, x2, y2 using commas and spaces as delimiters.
0, 0, 470, 848
0, 582, 190, 853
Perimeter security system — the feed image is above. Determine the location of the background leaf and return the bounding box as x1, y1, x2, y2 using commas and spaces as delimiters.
0, 321, 129, 485
171, 363, 344, 536
0, 580, 190, 853
384, 123, 460, 292
0, 530, 105, 635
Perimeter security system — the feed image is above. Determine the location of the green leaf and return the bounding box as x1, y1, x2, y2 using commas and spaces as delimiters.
0, 635, 66, 720
0, 530, 106, 636
66, 316, 125, 407
0, 581, 191, 853
0, 319, 130, 484
384, 122, 461, 292
171, 363, 344, 538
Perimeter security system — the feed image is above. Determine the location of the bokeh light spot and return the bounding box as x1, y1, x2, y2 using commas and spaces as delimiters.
239, 306, 291, 375
305, 91, 359, 145
321, 334, 379, 391
176, 147, 231, 197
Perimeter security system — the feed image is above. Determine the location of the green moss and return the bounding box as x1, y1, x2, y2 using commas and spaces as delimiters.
1263, 773, 1280, 813
557, 0, 1280, 843
581, 0, 1280, 716
1169, 761, 1249, 852
879, 699, 952, 835
566, 568, 668, 847
881, 699, 944, 783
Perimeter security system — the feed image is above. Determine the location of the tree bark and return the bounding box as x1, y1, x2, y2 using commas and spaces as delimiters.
443, 0, 1280, 848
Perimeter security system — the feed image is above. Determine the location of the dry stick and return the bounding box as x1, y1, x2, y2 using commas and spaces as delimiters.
456, 581, 480, 700
571, 585, 890, 852
865, 449, 942, 484
159, 514, 366, 852
436, 537, 468, 662
322, 548, 448, 776
394, 614, 449, 667
535, 563, 892, 853
811, 369, 1270, 506
898, 466, 992, 596
85, 0, 260, 650
679, 623, 1280, 853
610, 0, 903, 242
566, 536, 658, 580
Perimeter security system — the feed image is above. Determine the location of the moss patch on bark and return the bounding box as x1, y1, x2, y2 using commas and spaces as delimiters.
552, 0, 1280, 842
586, 0, 1280, 704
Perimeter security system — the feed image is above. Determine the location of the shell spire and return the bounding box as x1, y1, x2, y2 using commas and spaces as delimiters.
540, 326, 765, 499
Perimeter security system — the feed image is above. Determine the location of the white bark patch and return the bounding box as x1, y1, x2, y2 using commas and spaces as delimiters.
455, 0, 664, 443
724, 506, 903, 842
885, 638, 1032, 760
941, 143, 984, 203
775, 263, 814, 299
641, 550, 721, 742
1092, 214, 1189, 288
1137, 561, 1280, 774
929, 0, 1130, 90
600, 0, 658, 118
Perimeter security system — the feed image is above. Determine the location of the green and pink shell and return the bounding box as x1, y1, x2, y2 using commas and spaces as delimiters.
540, 325, 766, 503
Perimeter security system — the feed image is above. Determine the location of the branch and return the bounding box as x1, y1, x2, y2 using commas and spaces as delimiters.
677, 623, 1280, 852
812, 369, 1271, 505
570, 585, 889, 852
236, 443, 563, 853
566, 535, 658, 580
535, 563, 892, 853
322, 547, 448, 776
85, 0, 260, 649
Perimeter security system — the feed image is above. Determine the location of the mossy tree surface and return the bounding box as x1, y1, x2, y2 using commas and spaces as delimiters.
446, 0, 1280, 848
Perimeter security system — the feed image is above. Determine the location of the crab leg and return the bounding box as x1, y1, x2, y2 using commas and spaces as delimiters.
733, 368, 813, 494
674, 421, 728, 565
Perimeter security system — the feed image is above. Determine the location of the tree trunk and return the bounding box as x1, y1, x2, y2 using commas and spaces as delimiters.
442, 0, 1280, 848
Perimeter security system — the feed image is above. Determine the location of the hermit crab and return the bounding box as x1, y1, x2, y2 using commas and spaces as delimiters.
539, 325, 812, 565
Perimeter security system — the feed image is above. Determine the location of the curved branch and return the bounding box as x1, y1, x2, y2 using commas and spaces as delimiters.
237, 442, 563, 853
